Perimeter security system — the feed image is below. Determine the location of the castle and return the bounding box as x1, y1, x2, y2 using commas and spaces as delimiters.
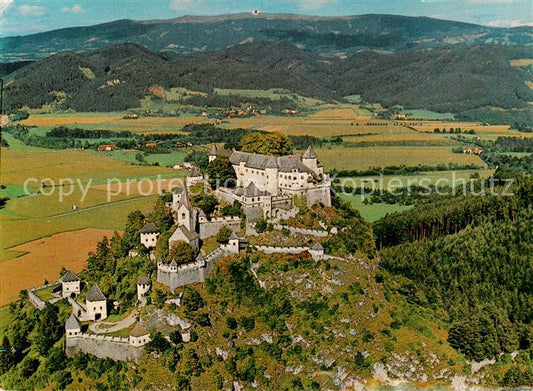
210, 145, 332, 220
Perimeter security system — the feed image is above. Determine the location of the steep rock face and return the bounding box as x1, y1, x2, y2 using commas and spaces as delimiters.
1, 13, 531, 61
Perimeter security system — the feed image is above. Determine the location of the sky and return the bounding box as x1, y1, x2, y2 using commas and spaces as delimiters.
0, 0, 532, 37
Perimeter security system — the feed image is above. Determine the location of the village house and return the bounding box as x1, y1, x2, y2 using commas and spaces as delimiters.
97, 144, 118, 152
60, 270, 81, 298
463, 146, 483, 154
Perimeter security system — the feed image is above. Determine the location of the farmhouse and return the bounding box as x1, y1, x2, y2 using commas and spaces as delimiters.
463, 146, 483, 154
97, 144, 118, 152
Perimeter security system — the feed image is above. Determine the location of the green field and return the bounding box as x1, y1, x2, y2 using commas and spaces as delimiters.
337, 169, 495, 190
401, 110, 456, 120
340, 194, 413, 222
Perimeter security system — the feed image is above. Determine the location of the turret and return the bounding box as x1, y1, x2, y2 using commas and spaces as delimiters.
302, 146, 320, 175
209, 144, 218, 163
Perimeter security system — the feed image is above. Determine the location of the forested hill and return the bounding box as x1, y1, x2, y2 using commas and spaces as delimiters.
376, 180, 533, 371
3, 42, 532, 123
1, 13, 532, 62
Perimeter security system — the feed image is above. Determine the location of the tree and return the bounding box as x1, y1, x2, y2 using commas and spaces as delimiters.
122, 210, 145, 250
153, 197, 173, 232
145, 332, 171, 353
182, 349, 203, 377
255, 219, 267, 233
168, 241, 195, 264
240, 132, 293, 156
34, 303, 62, 356
216, 226, 232, 244
169, 330, 183, 344
225, 316, 237, 330
0, 336, 14, 374
207, 156, 236, 189
181, 287, 205, 312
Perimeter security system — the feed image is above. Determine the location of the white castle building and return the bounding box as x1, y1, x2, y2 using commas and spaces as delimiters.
209, 145, 331, 219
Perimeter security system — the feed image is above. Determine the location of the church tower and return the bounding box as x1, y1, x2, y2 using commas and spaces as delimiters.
177, 186, 194, 232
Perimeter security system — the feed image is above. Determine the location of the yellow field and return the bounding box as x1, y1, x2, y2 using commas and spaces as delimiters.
0, 228, 117, 306
0, 146, 181, 277
21, 113, 202, 133
510, 59, 533, 67
315, 146, 485, 171
1, 148, 177, 184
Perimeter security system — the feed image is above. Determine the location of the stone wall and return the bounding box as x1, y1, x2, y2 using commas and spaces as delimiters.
157, 248, 223, 291
306, 185, 332, 207
244, 206, 264, 222
66, 335, 143, 363
199, 217, 241, 239
272, 224, 329, 237
254, 245, 309, 255
28, 290, 45, 310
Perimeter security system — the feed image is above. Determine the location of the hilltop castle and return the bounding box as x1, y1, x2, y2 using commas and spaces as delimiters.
210, 145, 332, 220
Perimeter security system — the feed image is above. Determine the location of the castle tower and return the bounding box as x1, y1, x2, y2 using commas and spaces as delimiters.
65, 313, 81, 338
85, 284, 107, 321
264, 156, 279, 195
302, 146, 320, 175
177, 186, 194, 232
209, 144, 218, 163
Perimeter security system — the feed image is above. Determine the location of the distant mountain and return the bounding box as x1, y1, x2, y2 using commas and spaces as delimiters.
1, 13, 532, 61
3, 42, 532, 124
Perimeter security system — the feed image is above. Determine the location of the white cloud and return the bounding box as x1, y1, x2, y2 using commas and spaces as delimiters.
18, 4, 45, 16
61, 4, 85, 13
486, 19, 533, 27
0, 0, 14, 16
295, 0, 338, 11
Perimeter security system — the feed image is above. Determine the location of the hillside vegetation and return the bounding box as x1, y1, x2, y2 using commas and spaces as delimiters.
3, 42, 532, 125
1, 13, 531, 61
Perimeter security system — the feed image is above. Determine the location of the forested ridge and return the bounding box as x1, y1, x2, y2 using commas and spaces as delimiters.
376, 179, 533, 370
3, 42, 532, 125
380, 208, 532, 361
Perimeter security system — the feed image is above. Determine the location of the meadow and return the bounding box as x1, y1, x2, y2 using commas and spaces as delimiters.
314, 145, 485, 171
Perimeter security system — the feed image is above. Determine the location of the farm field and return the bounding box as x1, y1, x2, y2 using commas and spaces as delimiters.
21, 113, 201, 133
404, 121, 532, 140
0, 228, 118, 306
336, 169, 495, 190
313, 146, 486, 171
340, 194, 413, 222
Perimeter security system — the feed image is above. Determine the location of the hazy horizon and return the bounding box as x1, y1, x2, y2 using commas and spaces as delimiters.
1, 0, 532, 38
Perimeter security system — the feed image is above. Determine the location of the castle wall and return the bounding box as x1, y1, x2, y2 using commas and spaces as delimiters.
244, 206, 264, 222
157, 248, 224, 291
254, 245, 309, 255
199, 217, 241, 239
272, 224, 329, 237
306, 185, 332, 207
66, 335, 143, 364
